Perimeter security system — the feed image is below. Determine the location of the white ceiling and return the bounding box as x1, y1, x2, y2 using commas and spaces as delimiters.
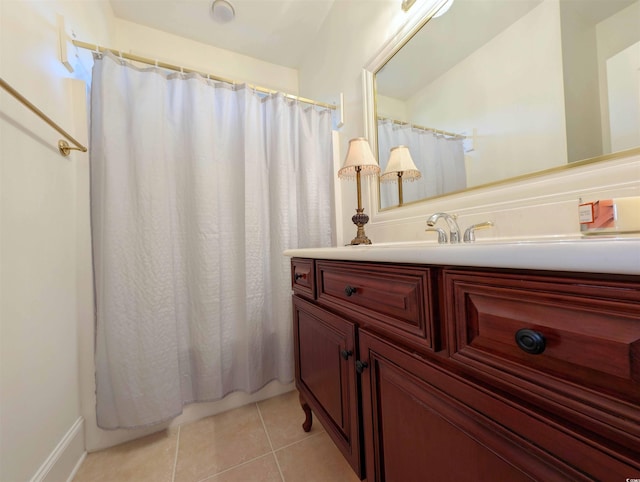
109, 0, 336, 68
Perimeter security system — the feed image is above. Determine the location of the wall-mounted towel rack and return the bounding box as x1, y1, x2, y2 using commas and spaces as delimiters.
0, 77, 87, 157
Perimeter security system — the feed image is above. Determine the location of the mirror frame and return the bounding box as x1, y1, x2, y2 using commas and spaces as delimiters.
363, 0, 640, 214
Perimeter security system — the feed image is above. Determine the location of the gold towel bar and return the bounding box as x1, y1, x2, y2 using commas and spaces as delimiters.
0, 77, 87, 157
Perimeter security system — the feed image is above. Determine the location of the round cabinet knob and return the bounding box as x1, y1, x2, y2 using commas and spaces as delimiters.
515, 328, 546, 355
355, 360, 368, 374
344, 285, 357, 297
340, 349, 353, 360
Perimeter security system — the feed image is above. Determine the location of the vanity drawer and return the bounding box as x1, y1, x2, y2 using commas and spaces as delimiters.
316, 260, 437, 352
291, 258, 314, 299
444, 269, 640, 445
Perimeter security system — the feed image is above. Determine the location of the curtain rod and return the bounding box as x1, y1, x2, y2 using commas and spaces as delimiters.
378, 116, 465, 139
0, 77, 87, 156
72, 40, 338, 111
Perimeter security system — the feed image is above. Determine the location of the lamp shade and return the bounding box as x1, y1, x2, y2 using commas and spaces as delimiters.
338, 138, 380, 179
380, 145, 421, 182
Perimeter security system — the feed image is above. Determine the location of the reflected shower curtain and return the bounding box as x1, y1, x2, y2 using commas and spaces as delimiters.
90, 52, 333, 429
378, 120, 466, 206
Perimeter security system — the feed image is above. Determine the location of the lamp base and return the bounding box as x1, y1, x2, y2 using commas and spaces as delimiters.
350, 210, 372, 245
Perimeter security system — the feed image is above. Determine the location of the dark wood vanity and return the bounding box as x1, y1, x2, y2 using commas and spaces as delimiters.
290, 257, 640, 481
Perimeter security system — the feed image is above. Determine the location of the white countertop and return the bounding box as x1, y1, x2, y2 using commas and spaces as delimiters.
284, 236, 640, 275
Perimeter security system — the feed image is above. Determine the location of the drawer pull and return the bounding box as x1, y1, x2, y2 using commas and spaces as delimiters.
344, 285, 357, 297
341, 349, 353, 360
355, 360, 368, 373
515, 329, 546, 355
294, 273, 306, 281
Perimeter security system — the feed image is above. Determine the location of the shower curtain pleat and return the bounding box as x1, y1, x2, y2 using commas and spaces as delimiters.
90, 52, 333, 429
378, 119, 466, 206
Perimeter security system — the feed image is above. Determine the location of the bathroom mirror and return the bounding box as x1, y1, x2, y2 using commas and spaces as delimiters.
372, 0, 640, 210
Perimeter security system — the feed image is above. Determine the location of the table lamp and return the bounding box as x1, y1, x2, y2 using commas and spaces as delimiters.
338, 138, 380, 245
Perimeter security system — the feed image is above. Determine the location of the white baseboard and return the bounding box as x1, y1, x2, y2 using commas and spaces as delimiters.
30, 417, 86, 482
66, 452, 87, 482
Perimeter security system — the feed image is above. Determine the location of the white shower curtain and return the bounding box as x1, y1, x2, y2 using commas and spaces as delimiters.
378, 119, 466, 207
90, 52, 333, 429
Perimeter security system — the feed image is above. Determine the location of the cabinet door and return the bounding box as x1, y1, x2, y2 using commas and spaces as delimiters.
358, 330, 591, 482
292, 296, 362, 478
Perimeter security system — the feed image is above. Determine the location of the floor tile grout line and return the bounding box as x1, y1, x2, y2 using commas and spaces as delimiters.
192, 429, 336, 482
255, 402, 276, 452
174, 396, 323, 482
171, 425, 181, 482
195, 453, 275, 482
272, 429, 324, 453
270, 451, 286, 482
256, 401, 286, 482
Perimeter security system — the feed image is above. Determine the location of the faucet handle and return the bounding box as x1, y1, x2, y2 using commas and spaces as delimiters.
425, 227, 448, 244
463, 221, 494, 242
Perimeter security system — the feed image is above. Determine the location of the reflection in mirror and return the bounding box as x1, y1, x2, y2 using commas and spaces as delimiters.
380, 145, 422, 206
375, 0, 640, 209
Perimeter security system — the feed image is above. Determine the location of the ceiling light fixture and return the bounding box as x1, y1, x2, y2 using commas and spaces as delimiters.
211, 0, 235, 23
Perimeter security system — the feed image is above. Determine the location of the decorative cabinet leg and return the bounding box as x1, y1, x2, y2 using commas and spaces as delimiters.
299, 392, 313, 432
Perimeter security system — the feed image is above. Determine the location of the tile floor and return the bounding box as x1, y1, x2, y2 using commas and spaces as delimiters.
73, 391, 361, 482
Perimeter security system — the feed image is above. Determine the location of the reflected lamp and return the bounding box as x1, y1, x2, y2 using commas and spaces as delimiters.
380, 145, 421, 206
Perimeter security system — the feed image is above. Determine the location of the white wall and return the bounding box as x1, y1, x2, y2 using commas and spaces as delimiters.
407, 0, 567, 187
606, 41, 640, 152
113, 18, 299, 94
298, 0, 640, 245
596, 1, 640, 153
1, 2, 115, 481
376, 94, 408, 121
560, 1, 603, 163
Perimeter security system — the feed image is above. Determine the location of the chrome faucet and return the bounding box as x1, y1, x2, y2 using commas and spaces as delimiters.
426, 213, 461, 243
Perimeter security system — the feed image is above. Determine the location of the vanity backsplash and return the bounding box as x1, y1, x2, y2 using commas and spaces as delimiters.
366, 192, 640, 245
